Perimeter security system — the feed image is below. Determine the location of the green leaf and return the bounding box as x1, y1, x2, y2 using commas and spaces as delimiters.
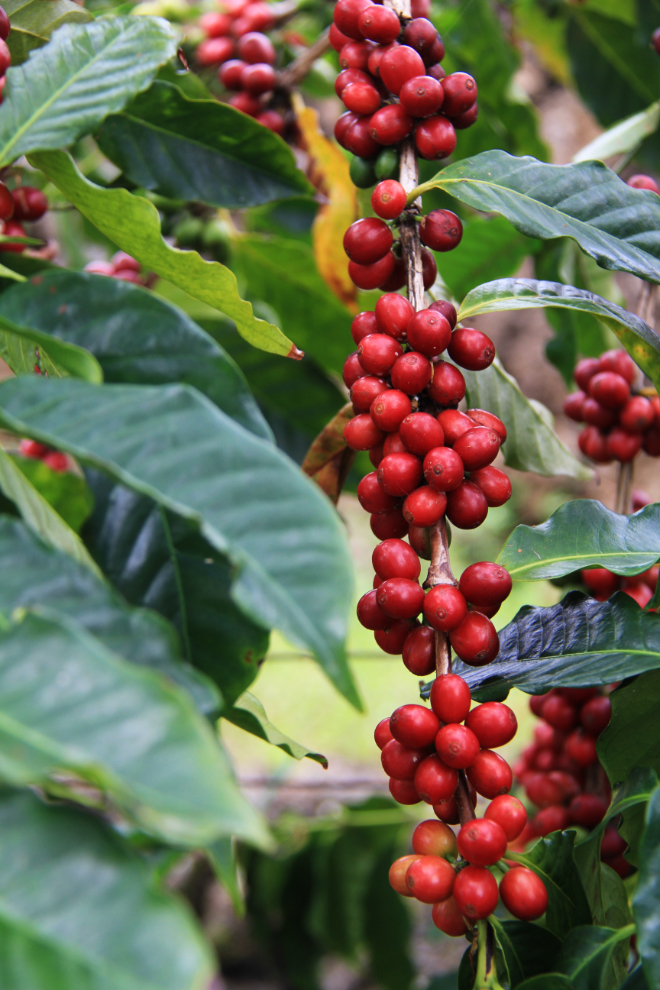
498, 500, 660, 581
457, 356, 592, 479
0, 269, 271, 440
0, 377, 359, 708
573, 100, 660, 163
0, 17, 177, 166
508, 830, 592, 939
30, 150, 298, 358
3, 0, 91, 65
620, 968, 650, 990
225, 692, 328, 767
515, 978, 575, 990
0, 608, 269, 847
413, 150, 660, 284
458, 278, 660, 391
0, 513, 219, 714
208, 836, 244, 916
599, 671, 660, 786
556, 925, 635, 990
633, 784, 660, 988
11, 453, 93, 532
96, 80, 312, 207
0, 787, 213, 990
0, 310, 102, 382
490, 917, 562, 989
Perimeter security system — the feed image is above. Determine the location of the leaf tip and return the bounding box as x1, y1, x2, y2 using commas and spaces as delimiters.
287, 344, 304, 360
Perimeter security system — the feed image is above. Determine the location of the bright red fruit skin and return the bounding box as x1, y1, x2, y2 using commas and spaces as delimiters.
351, 375, 388, 412
373, 538, 421, 580
402, 625, 436, 675
377, 452, 424, 496
588, 371, 630, 408
459, 562, 512, 607
598, 348, 636, 384
389, 854, 419, 895
485, 795, 527, 841
423, 447, 465, 492
436, 723, 480, 769
448, 327, 495, 370
432, 896, 469, 936
403, 486, 446, 526
381, 739, 429, 780
391, 704, 440, 748
580, 695, 611, 735
357, 589, 389, 630
376, 619, 418, 655
430, 673, 472, 723
349, 252, 396, 289
344, 413, 385, 450
370, 508, 408, 540
406, 309, 452, 356
344, 218, 393, 265
466, 750, 512, 798
412, 819, 458, 858
442, 71, 477, 116
357, 472, 399, 513
415, 115, 456, 159
466, 702, 517, 748
414, 754, 459, 803
420, 210, 463, 251
375, 717, 394, 749
457, 818, 507, 866
370, 103, 414, 144
499, 868, 548, 921
12, 187, 48, 222
399, 412, 444, 456
391, 351, 433, 394
453, 427, 500, 471
428, 361, 466, 405
333, 0, 375, 40
372, 180, 407, 219
400, 75, 444, 117
445, 481, 489, 530
237, 31, 275, 63
471, 466, 512, 507
358, 4, 401, 43
380, 44, 426, 95
423, 585, 468, 632
371, 390, 412, 432
351, 310, 378, 344
389, 778, 422, 804
406, 855, 455, 903
453, 865, 499, 920
375, 293, 415, 338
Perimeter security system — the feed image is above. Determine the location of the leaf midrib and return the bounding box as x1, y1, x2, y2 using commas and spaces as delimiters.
505, 550, 660, 578
573, 10, 656, 104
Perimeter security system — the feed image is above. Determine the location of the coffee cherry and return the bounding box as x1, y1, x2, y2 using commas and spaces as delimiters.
400, 74, 444, 117
403, 486, 446, 526
406, 309, 452, 356
415, 115, 456, 159
436, 410, 470, 447
450, 611, 498, 665
402, 625, 436, 675
399, 413, 443, 457
357, 589, 389, 629
580, 695, 611, 735
582, 397, 617, 429
599, 348, 637, 384
601, 825, 627, 859
442, 71, 477, 116
344, 413, 386, 450
375, 717, 394, 749
500, 867, 548, 921
237, 31, 275, 63
344, 218, 393, 265
376, 618, 418, 654
377, 452, 424, 497
430, 299, 457, 329
220, 58, 247, 88
436, 723, 480, 769
230, 91, 262, 116
336, 67, 371, 97
467, 750, 512, 798
620, 395, 655, 432
342, 352, 366, 389
343, 81, 382, 115
373, 539, 420, 582
574, 357, 600, 391
345, 115, 382, 157
564, 391, 586, 422
351, 311, 378, 344
448, 327, 495, 371
357, 472, 400, 513
628, 172, 660, 193
588, 371, 630, 408
424, 585, 467, 632
412, 822, 457, 865
367, 41, 398, 78
380, 44, 426, 95
373, 296, 412, 340
391, 704, 440, 748
333, 0, 374, 40
453, 427, 500, 472
485, 795, 527, 841
579, 424, 611, 464
390, 777, 422, 804
458, 818, 507, 866
391, 351, 433, 394
459, 562, 512, 607
371, 508, 408, 540
334, 111, 358, 148
349, 252, 396, 289
559, 687, 599, 704
330, 22, 352, 50
378, 577, 425, 618
197, 36, 234, 64
401, 17, 439, 58
415, 754, 459, 803
606, 427, 642, 462
525, 773, 565, 808
541, 693, 578, 731
382, 738, 429, 779
423, 446, 465, 492
370, 103, 414, 144
19, 440, 51, 459
430, 672, 471, 723
565, 729, 598, 767
240, 61, 276, 93
351, 375, 389, 412
389, 854, 419, 895
358, 4, 401, 43
466, 702, 517, 748
452, 103, 479, 128
43, 452, 68, 472
428, 361, 466, 405
420, 210, 463, 252
371, 180, 407, 220
0, 6, 9, 41
421, 248, 437, 289
357, 334, 401, 376
432, 896, 469, 936
406, 855, 455, 903
408, 523, 432, 559
433, 797, 460, 824
453, 865, 499, 921
643, 426, 660, 456
446, 481, 488, 530
11, 186, 47, 222
371, 390, 412, 432
339, 40, 374, 71
383, 432, 407, 455
569, 794, 607, 828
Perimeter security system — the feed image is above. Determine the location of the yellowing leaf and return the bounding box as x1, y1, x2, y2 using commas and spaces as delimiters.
302, 403, 355, 505
293, 94, 358, 310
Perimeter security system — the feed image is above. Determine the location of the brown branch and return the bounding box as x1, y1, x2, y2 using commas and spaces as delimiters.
456, 773, 477, 824
278, 28, 331, 88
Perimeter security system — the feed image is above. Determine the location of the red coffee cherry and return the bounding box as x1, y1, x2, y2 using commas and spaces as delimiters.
628, 173, 660, 194
415, 114, 457, 159
348, 252, 396, 289
374, 717, 394, 749
442, 71, 477, 116
423, 446, 465, 492
601, 824, 627, 860
541, 693, 578, 731
459, 562, 512, 607
334, 110, 358, 147
569, 794, 607, 829
373, 538, 420, 580
453, 427, 500, 472
448, 327, 495, 371
358, 4, 401, 43
606, 426, 643, 462
389, 854, 419, 895
453, 865, 499, 921
376, 618, 418, 654
399, 412, 445, 456
574, 357, 600, 391
433, 797, 460, 824
422, 248, 437, 288
620, 396, 655, 432
406, 309, 452, 357
197, 36, 234, 65
579, 424, 612, 464
330, 22, 352, 50
342, 352, 365, 388
466, 702, 517, 749
643, 425, 660, 456
391, 351, 433, 394
236, 31, 275, 63
485, 795, 527, 841
357, 589, 389, 630
420, 210, 463, 252
372, 180, 407, 220
467, 750, 512, 798
391, 703, 440, 748
358, 334, 402, 376
220, 58, 247, 88
559, 687, 599, 704
343, 81, 382, 115
583, 397, 617, 429
414, 754, 459, 803
403, 486, 447, 526
370, 508, 408, 540
432, 896, 469, 937
402, 17, 440, 59
377, 452, 424, 496
457, 818, 507, 866
339, 40, 374, 71
430, 299, 457, 329
565, 729, 598, 767
382, 739, 429, 779
424, 585, 468, 632
430, 672, 472, 723
345, 115, 382, 157
402, 625, 436, 675
437, 409, 472, 446
588, 371, 630, 408
357, 472, 400, 513
367, 40, 399, 77
377, 577, 425, 619
413, 819, 458, 858
580, 695, 611, 735
380, 256, 407, 292
335, 67, 371, 97
351, 374, 388, 412
500, 868, 548, 921
344, 218, 393, 265
240, 62, 276, 93
344, 413, 385, 450
333, 0, 374, 40
408, 523, 432, 559
229, 91, 262, 116
370, 103, 414, 144
400, 74, 444, 117
524, 774, 564, 809
383, 432, 407, 455
564, 391, 586, 422
436, 723, 480, 769
375, 293, 414, 338
406, 855, 455, 903
380, 44, 426, 95
452, 103, 479, 128
0, 182, 13, 221
389, 777, 422, 804
598, 348, 636, 384
12, 186, 50, 223
371, 390, 412, 432
446, 481, 489, 529
450, 611, 498, 665
428, 361, 466, 406
0, 6, 9, 41
351, 310, 378, 344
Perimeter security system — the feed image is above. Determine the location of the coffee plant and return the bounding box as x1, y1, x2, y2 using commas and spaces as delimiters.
0, 0, 659, 986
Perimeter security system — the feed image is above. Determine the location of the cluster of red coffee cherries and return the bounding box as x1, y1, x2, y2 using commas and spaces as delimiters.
84, 251, 150, 285
564, 349, 660, 463
0, 5, 10, 104
0, 180, 48, 252
332, 0, 477, 174
581, 559, 658, 610
513, 688, 628, 878
380, 686, 548, 930
18, 439, 68, 473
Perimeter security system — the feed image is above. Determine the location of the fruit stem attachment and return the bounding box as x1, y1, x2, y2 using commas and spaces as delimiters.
615, 460, 633, 515
456, 772, 476, 824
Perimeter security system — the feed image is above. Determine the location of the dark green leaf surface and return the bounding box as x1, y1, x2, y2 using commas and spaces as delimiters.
634, 785, 660, 988
0, 610, 268, 846
96, 81, 312, 207
0, 377, 358, 707
509, 831, 592, 938
208, 837, 244, 915
0, 17, 177, 165
225, 692, 327, 766
490, 920, 561, 988
498, 500, 660, 580
556, 925, 634, 990
0, 788, 213, 990
0, 513, 219, 713
0, 270, 271, 440
3, 0, 91, 64
459, 279, 660, 390
620, 968, 650, 990
12, 454, 93, 532
515, 978, 575, 990
413, 151, 660, 283
438, 216, 540, 303
599, 672, 660, 786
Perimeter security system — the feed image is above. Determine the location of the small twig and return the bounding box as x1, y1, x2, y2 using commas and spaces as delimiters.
278, 28, 331, 88
456, 772, 477, 824
615, 461, 633, 515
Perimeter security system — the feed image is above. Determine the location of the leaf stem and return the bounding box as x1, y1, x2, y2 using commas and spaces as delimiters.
475, 920, 505, 990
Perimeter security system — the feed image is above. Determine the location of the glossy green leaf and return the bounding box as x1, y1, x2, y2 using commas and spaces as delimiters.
0, 309, 102, 382
620, 968, 650, 990
0, 513, 219, 714
208, 836, 244, 916
458, 279, 660, 391
412, 150, 660, 283
556, 925, 634, 990
490, 917, 562, 989
515, 977, 575, 990
458, 357, 592, 479
3, 0, 91, 64
0, 609, 269, 847
0, 377, 358, 707
96, 80, 312, 207
508, 831, 592, 938
0, 269, 271, 440
0, 17, 177, 166
0, 788, 213, 990
573, 100, 660, 163
30, 151, 298, 358
225, 692, 328, 767
634, 784, 660, 988
598, 671, 660, 786
11, 454, 93, 532
498, 500, 660, 580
